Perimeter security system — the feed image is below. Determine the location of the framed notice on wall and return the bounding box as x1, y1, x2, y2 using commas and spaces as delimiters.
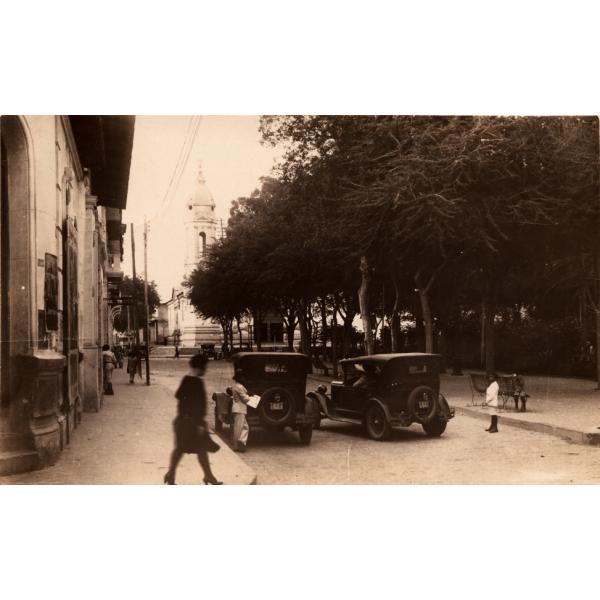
44, 253, 59, 331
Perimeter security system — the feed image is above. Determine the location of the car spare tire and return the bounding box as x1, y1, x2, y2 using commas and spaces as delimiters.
407, 385, 438, 425
258, 387, 295, 426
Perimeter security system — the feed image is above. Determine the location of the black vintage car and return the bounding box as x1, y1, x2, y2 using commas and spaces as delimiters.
214, 352, 319, 445
307, 353, 454, 441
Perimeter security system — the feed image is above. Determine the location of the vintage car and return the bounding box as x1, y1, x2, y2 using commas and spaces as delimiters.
307, 353, 454, 441
213, 352, 318, 445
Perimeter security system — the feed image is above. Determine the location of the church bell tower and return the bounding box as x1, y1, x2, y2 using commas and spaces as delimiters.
184, 164, 217, 276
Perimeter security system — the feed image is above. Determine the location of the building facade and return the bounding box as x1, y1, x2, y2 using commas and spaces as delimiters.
0, 115, 134, 474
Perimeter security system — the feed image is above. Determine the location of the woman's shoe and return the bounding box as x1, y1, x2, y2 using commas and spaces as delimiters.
203, 476, 223, 485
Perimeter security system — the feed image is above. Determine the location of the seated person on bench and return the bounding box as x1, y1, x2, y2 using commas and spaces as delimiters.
512, 373, 529, 412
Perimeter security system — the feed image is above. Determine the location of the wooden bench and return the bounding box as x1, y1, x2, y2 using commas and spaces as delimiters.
468, 373, 488, 406
468, 373, 529, 411
499, 375, 529, 411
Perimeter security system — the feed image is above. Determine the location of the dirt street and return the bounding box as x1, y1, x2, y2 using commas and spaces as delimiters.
157, 358, 600, 484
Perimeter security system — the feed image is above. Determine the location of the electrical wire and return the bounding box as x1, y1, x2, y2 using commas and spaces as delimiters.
148, 115, 203, 222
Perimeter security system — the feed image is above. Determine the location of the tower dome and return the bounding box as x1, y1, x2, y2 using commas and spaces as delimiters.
188, 164, 215, 210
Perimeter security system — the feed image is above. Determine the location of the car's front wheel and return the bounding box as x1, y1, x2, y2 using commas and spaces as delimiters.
298, 425, 313, 445
422, 420, 447, 437
365, 403, 391, 441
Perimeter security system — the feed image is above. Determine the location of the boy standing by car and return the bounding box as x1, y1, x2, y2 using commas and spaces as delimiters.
231, 370, 251, 452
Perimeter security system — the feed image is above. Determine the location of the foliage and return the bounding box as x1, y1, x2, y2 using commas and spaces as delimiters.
113, 276, 161, 332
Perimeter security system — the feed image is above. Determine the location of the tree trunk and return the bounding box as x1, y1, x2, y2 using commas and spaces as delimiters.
480, 296, 486, 368
320, 296, 328, 361
417, 288, 434, 353
390, 270, 401, 352
254, 309, 262, 351
331, 297, 339, 378
297, 302, 312, 359
358, 255, 375, 355
483, 288, 495, 375
280, 304, 297, 351
236, 316, 243, 349
415, 271, 434, 354
595, 243, 600, 388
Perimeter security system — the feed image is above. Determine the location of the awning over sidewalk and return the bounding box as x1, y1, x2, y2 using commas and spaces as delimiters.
68, 116, 135, 210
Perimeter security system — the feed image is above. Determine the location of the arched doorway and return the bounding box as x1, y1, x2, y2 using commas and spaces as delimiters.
0, 132, 9, 406
0, 116, 33, 406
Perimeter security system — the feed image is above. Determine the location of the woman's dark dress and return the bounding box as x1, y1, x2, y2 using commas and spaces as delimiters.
174, 375, 210, 453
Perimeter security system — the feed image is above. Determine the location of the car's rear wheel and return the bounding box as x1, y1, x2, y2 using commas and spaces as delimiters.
365, 403, 391, 441
422, 420, 447, 437
298, 424, 313, 445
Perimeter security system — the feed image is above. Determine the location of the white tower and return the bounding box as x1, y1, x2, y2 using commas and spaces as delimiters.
184, 164, 217, 276
178, 163, 223, 349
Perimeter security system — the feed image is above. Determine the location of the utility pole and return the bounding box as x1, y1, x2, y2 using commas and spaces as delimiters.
143, 218, 151, 385
130, 224, 139, 348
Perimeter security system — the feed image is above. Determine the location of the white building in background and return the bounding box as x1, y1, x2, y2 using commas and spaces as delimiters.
163, 165, 223, 349
159, 162, 291, 353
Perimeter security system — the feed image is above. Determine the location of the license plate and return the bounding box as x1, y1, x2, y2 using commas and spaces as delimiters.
418, 401, 430, 409
270, 402, 284, 410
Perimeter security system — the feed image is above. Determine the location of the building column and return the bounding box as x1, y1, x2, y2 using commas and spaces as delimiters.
82, 195, 101, 411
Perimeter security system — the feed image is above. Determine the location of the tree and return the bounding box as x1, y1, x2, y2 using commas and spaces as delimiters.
113, 276, 160, 333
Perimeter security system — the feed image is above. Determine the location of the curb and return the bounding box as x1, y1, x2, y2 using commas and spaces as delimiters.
455, 405, 600, 447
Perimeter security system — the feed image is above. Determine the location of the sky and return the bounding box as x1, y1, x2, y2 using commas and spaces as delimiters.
122, 116, 283, 300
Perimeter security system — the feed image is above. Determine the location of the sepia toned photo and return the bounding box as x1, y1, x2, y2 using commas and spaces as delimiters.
1, 114, 600, 485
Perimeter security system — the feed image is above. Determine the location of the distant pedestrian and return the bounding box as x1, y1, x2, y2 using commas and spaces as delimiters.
484, 373, 499, 433
127, 347, 140, 384
114, 345, 124, 369
164, 354, 222, 485
511, 373, 529, 412
230, 370, 251, 452
102, 344, 117, 395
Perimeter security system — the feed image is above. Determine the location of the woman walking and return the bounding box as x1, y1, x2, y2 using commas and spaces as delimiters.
127, 347, 140, 384
164, 353, 222, 485
102, 344, 117, 395
485, 373, 500, 433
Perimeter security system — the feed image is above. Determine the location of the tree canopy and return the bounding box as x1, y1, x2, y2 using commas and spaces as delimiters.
186, 115, 600, 380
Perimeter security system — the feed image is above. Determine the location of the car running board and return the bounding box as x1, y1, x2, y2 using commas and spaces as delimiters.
325, 414, 363, 426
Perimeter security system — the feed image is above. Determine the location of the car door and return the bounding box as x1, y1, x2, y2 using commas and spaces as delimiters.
334, 363, 368, 418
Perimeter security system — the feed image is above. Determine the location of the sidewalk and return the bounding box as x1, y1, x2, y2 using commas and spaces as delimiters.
0, 368, 257, 484
308, 370, 600, 447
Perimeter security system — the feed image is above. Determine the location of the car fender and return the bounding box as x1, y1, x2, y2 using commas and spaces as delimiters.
437, 393, 454, 420
306, 391, 329, 418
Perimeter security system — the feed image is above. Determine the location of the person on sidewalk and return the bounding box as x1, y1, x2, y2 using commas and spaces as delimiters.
102, 344, 117, 395
485, 373, 500, 433
512, 373, 529, 412
164, 353, 222, 485
127, 347, 140, 384
114, 345, 124, 369
230, 370, 251, 453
